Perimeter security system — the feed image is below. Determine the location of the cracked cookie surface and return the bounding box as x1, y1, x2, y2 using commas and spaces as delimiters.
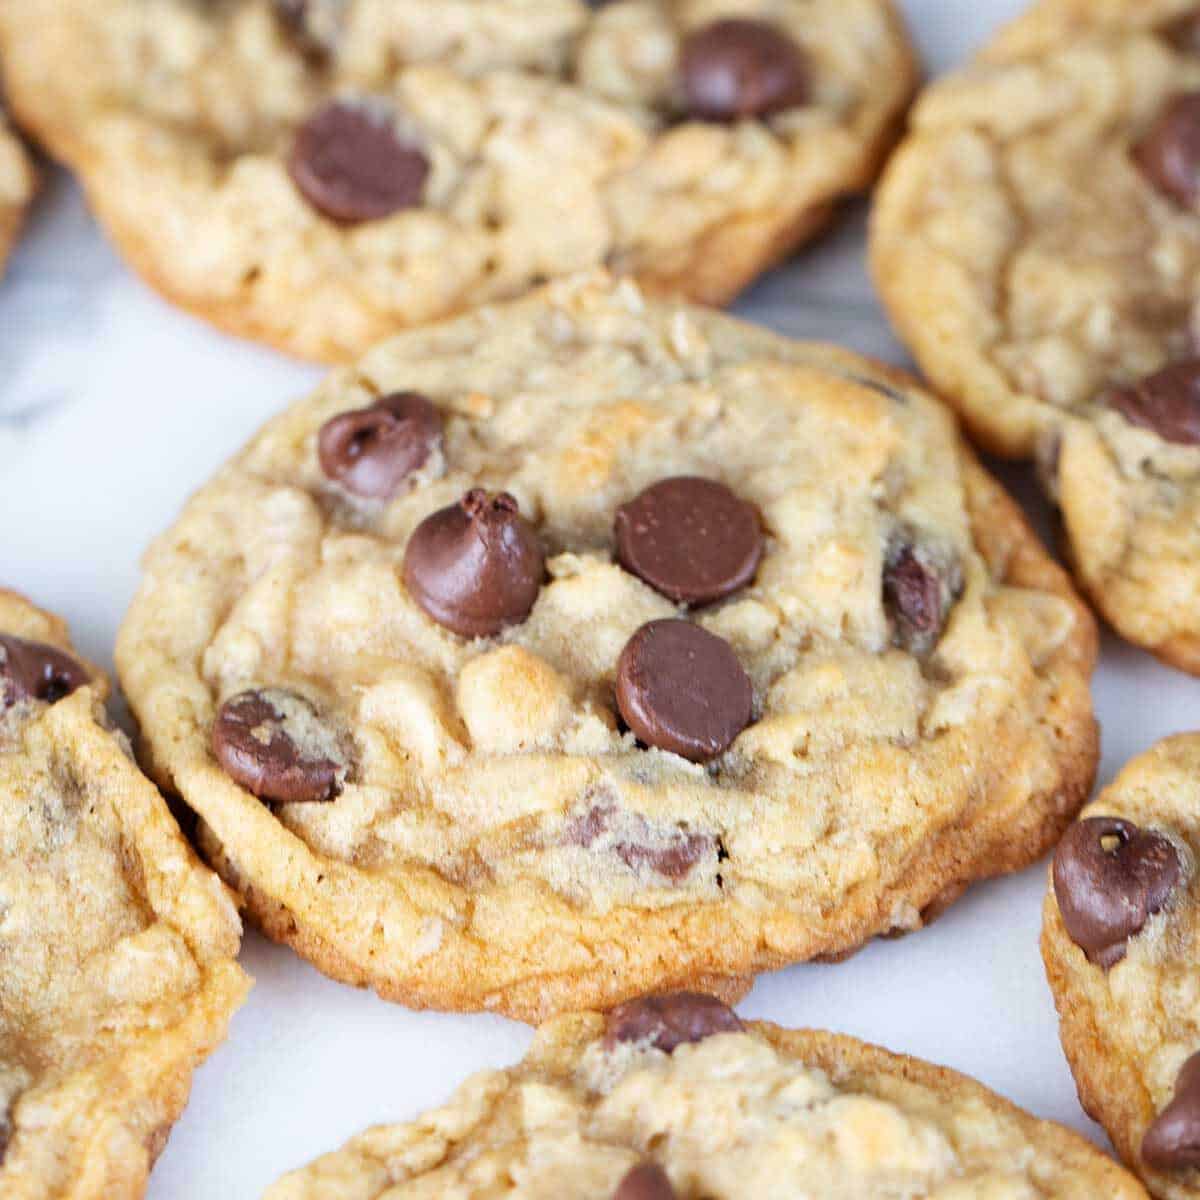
0, 590, 249, 1200
115, 273, 1098, 1021
265, 997, 1147, 1198
0, 106, 34, 277
870, 0, 1200, 673
1043, 735, 1200, 1200
0, 0, 915, 361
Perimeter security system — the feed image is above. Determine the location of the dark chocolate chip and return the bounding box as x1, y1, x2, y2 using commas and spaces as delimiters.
288, 100, 429, 223
1144, 1052, 1200, 1171
615, 476, 763, 607
1105, 360, 1200, 445
1135, 92, 1200, 207
1166, 13, 1200, 55
1053, 816, 1182, 968
615, 620, 752, 763
212, 688, 347, 804
680, 19, 809, 122
318, 391, 442, 500
883, 536, 962, 657
567, 804, 713, 880
605, 991, 743, 1052
613, 1163, 677, 1200
0, 635, 89, 709
403, 490, 545, 638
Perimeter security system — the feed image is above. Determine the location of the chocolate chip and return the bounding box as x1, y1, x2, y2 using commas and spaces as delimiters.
0, 635, 89, 709
1166, 13, 1200, 54
604, 992, 743, 1052
212, 688, 347, 804
1144, 1052, 1200, 1170
318, 392, 442, 500
1053, 816, 1182, 968
615, 620, 752, 763
288, 100, 429, 224
275, 0, 344, 57
615, 477, 763, 607
403, 490, 545, 638
1135, 92, 1200, 207
680, 19, 809, 122
613, 1164, 677, 1200
1105, 360, 1200, 445
883, 535, 962, 657
567, 804, 713, 880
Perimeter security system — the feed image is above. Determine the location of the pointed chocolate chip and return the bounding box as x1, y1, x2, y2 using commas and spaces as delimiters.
403, 490, 545, 638
318, 392, 442, 500
605, 992, 743, 1052
1144, 1052, 1200, 1171
212, 688, 347, 804
1135, 92, 1200, 207
882, 536, 962, 657
615, 477, 763, 607
613, 1163, 677, 1200
615, 620, 752, 763
289, 100, 429, 224
1105, 360, 1200, 445
1053, 816, 1182, 968
0, 635, 89, 709
567, 804, 714, 880
681, 19, 809, 122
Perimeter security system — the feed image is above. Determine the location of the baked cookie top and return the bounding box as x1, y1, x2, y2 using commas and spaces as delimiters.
0, 590, 250, 1199
870, 0, 1200, 673
0, 0, 915, 361
0, 105, 35, 277
116, 274, 1098, 1021
265, 993, 1147, 1198
1044, 735, 1200, 1200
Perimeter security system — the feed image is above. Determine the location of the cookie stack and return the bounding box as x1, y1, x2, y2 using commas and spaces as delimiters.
2, 2, 1200, 1197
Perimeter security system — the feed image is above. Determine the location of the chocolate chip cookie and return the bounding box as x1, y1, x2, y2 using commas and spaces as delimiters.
0, 0, 915, 361
115, 273, 1098, 1021
0, 105, 34, 277
0, 589, 249, 1198
1043, 735, 1200, 1199
871, 0, 1200, 674
265, 992, 1147, 1198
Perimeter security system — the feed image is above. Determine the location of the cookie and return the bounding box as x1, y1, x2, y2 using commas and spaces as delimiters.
115, 273, 1098, 1022
0, 105, 35, 277
870, 0, 1200, 673
265, 992, 1147, 1198
0, 589, 250, 1198
1043, 735, 1200, 1199
0, 0, 915, 362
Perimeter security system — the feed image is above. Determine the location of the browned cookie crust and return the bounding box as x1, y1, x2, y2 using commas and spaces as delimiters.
0, 0, 916, 362
0, 106, 34, 276
116, 274, 1097, 1022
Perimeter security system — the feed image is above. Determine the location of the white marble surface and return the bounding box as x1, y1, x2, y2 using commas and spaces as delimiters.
2, 3, 1196, 1196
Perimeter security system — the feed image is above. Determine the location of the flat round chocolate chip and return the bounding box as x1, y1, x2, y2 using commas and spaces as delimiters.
615, 477, 763, 607
288, 100, 429, 223
1106, 360, 1200, 445
615, 620, 752, 762
318, 392, 442, 500
1135, 92, 1200, 207
1053, 816, 1182, 968
613, 1164, 677, 1200
604, 992, 743, 1052
883, 537, 962, 656
212, 688, 347, 804
1144, 1052, 1200, 1170
0, 634, 89, 708
403, 490, 545, 638
681, 19, 809, 122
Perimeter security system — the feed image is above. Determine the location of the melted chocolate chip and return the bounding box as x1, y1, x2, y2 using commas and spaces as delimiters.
613, 1164, 677, 1200
568, 804, 713, 880
615, 620, 752, 763
288, 100, 429, 223
883, 536, 962, 657
1105, 360, 1200, 445
403, 490, 545, 638
212, 689, 347, 804
605, 992, 743, 1052
1053, 816, 1182, 968
681, 19, 809, 122
318, 392, 442, 500
615, 477, 763, 607
0, 635, 89, 709
1135, 92, 1200, 207
1144, 1052, 1200, 1171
